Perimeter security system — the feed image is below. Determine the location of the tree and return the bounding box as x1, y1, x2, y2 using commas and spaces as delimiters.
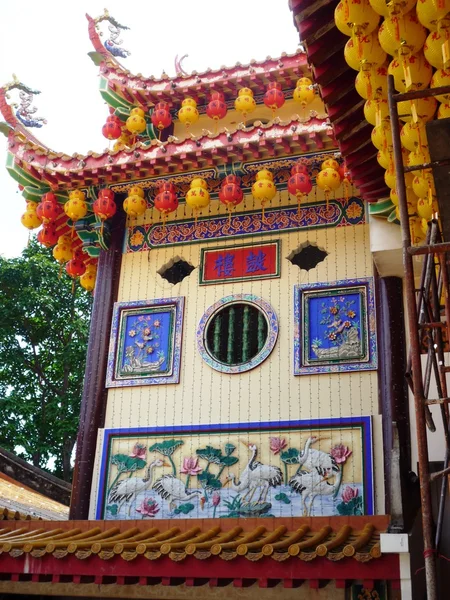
0, 239, 92, 481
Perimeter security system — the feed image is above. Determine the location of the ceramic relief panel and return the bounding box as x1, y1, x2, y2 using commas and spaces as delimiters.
97, 416, 373, 521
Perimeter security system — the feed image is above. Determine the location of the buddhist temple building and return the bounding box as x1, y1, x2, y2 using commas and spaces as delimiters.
1, 3, 450, 599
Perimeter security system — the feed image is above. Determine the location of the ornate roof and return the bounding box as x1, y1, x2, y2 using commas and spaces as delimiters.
288, 0, 389, 203
0, 475, 69, 521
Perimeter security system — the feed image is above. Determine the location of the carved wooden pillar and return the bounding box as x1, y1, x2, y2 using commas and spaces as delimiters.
69, 211, 125, 519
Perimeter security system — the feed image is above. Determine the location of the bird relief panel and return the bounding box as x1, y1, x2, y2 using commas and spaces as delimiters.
97, 416, 373, 520
106, 297, 184, 387
294, 278, 377, 375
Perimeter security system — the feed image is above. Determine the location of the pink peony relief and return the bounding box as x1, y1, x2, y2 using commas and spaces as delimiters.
129, 443, 146, 459
180, 457, 203, 476
330, 444, 352, 464
341, 486, 359, 503
136, 497, 160, 518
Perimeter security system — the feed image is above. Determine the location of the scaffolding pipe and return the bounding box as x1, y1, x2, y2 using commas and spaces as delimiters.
387, 75, 438, 600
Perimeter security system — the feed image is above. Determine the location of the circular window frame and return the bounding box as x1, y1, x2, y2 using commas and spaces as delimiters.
197, 294, 279, 374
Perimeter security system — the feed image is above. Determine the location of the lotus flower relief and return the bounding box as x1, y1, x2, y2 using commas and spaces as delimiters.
136, 497, 160, 518
330, 444, 352, 464
341, 486, 359, 504
269, 437, 287, 455
129, 443, 146, 459
180, 457, 203, 476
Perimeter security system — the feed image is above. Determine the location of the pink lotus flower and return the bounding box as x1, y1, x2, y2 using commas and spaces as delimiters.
129, 443, 146, 459
269, 437, 287, 455
330, 444, 352, 464
211, 492, 221, 507
136, 497, 160, 518
180, 457, 203, 476
341, 486, 359, 503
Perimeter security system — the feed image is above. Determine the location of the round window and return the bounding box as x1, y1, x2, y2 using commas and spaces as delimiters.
197, 294, 278, 374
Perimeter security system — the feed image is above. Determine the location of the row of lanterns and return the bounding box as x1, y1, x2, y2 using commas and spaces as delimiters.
335, 0, 450, 243
101, 77, 317, 142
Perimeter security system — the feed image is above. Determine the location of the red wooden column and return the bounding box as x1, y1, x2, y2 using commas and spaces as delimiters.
69, 209, 125, 519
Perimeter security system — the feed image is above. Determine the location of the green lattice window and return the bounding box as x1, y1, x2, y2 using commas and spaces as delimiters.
205, 302, 268, 366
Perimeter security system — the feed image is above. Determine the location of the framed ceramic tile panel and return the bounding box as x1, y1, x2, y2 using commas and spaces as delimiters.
106, 297, 184, 388
294, 278, 377, 375
199, 240, 280, 285
96, 415, 373, 520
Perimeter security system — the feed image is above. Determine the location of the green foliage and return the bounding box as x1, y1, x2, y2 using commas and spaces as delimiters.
274, 492, 291, 504
0, 239, 92, 481
336, 496, 363, 516
196, 445, 223, 465
198, 471, 222, 491
106, 504, 118, 516
280, 448, 300, 465
224, 443, 236, 456
149, 439, 184, 456
174, 502, 195, 515
111, 453, 146, 474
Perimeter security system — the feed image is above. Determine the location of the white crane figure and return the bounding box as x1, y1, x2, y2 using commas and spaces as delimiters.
109, 458, 167, 515
224, 441, 283, 503
152, 474, 204, 512
297, 436, 339, 475
289, 466, 342, 516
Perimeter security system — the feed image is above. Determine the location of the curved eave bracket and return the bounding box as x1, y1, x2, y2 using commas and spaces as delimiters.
88, 51, 105, 67
0, 121, 12, 137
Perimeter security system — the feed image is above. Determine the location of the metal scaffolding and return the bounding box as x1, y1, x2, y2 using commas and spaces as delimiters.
388, 75, 450, 600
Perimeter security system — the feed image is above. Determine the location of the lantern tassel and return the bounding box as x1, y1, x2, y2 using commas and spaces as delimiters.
325, 190, 331, 211
162, 213, 167, 235
59, 263, 63, 279
296, 192, 302, 222
228, 205, 232, 226
71, 279, 75, 294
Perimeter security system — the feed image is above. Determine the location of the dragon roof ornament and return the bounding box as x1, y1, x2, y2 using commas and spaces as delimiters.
94, 8, 130, 60
1, 75, 46, 129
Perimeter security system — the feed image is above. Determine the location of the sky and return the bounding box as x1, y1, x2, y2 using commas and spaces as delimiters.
0, 0, 300, 258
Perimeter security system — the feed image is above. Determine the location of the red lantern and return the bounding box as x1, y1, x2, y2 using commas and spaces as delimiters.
102, 117, 122, 140
37, 224, 58, 247
154, 181, 178, 229
36, 192, 63, 224
264, 82, 285, 114
93, 189, 117, 232
219, 175, 244, 222
288, 163, 312, 218
66, 257, 86, 279
206, 92, 227, 123
151, 102, 172, 131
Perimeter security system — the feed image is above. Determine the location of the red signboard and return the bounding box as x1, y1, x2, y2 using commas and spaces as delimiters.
199, 241, 280, 285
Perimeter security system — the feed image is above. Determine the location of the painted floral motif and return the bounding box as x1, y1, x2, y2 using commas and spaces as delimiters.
346, 201, 363, 220
129, 231, 144, 247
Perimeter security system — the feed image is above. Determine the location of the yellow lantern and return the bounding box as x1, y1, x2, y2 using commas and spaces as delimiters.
385, 166, 414, 188
388, 53, 433, 93
371, 123, 393, 151
316, 163, 341, 207
123, 186, 147, 217
431, 69, 450, 103
80, 264, 97, 292
344, 34, 387, 71
251, 169, 277, 220
410, 216, 426, 244
186, 177, 210, 222
364, 99, 389, 125
400, 121, 428, 151
234, 88, 256, 119
321, 158, 340, 171
126, 107, 146, 135
417, 0, 450, 31
293, 78, 316, 108
355, 66, 388, 100
407, 147, 431, 168
397, 97, 437, 122
390, 186, 419, 210
369, 0, 416, 17
178, 97, 199, 128
413, 172, 436, 198
52, 236, 73, 263
21, 204, 42, 230
64, 190, 88, 222
424, 29, 450, 70
378, 12, 427, 57
438, 102, 450, 118
417, 196, 434, 220
334, 0, 380, 38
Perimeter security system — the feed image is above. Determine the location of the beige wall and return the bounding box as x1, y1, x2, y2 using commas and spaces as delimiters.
89, 188, 385, 517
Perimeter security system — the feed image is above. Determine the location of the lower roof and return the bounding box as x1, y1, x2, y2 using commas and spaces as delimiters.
0, 516, 400, 594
